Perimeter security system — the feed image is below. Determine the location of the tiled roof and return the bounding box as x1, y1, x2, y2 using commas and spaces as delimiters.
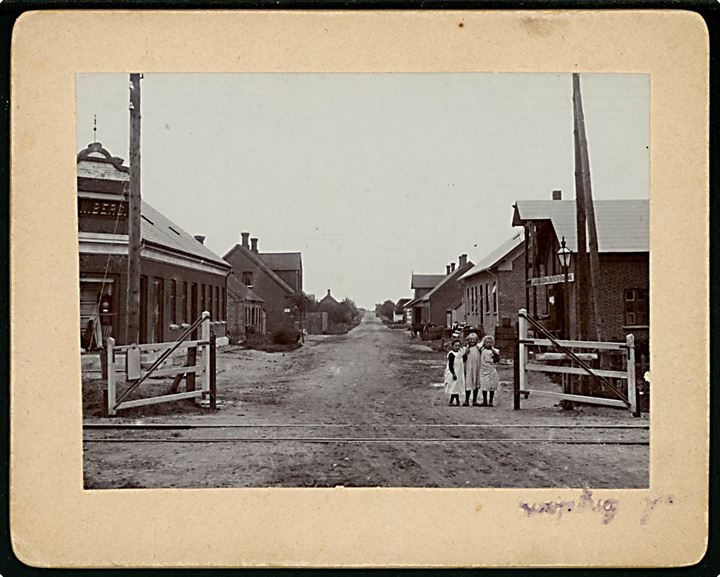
141, 201, 230, 268
259, 252, 302, 271
223, 244, 297, 295
411, 274, 445, 289
227, 274, 264, 303
422, 262, 475, 301
459, 231, 524, 281
512, 199, 648, 253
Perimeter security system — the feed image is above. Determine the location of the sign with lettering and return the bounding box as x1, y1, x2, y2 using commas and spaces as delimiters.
78, 198, 128, 219
530, 273, 574, 287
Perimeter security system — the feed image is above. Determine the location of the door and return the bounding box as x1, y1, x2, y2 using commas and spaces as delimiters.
152, 277, 164, 343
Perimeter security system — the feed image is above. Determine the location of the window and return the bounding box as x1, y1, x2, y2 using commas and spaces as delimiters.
492, 281, 497, 314
169, 279, 177, 324
200, 284, 206, 315
485, 283, 490, 312
242, 271, 253, 287
181, 282, 188, 323
624, 288, 648, 326
209, 285, 214, 320
479, 284, 484, 324
220, 287, 225, 321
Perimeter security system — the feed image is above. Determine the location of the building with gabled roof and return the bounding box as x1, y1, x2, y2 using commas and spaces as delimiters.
406, 273, 446, 325
458, 231, 525, 338
512, 192, 648, 342
77, 142, 231, 348
419, 254, 475, 327
223, 233, 301, 338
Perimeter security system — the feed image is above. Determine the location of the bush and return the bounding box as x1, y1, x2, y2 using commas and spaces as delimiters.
271, 328, 301, 345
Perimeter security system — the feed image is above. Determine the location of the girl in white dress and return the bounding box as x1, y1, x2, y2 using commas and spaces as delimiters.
463, 332, 483, 406
479, 335, 501, 406
444, 339, 467, 406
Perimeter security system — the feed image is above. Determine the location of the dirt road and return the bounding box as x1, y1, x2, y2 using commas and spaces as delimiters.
83, 314, 648, 488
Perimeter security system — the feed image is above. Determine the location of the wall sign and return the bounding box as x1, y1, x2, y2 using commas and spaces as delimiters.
78, 198, 128, 218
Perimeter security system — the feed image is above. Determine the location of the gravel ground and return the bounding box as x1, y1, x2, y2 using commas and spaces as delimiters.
83, 315, 649, 488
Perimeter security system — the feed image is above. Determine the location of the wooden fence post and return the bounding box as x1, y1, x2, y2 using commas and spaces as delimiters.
627, 334, 638, 416
518, 309, 528, 398
209, 333, 217, 410
201, 311, 211, 400
106, 337, 116, 417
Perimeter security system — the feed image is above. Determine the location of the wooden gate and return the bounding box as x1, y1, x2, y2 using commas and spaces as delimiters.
514, 309, 638, 415
104, 311, 217, 416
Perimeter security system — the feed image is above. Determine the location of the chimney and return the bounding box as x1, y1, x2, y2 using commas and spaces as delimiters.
446, 265, 451, 275
459, 254, 467, 267
451, 262, 456, 272
327, 289, 332, 297
250, 238, 258, 253
194, 235, 205, 245
241, 232, 250, 248
552, 189, 562, 200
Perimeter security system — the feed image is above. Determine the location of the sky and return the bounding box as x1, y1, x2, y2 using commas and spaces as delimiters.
76, 73, 649, 309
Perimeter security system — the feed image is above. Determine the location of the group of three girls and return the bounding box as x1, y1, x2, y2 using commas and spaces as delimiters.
444, 333, 500, 407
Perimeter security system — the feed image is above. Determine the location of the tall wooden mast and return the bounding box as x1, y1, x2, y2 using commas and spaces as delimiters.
126, 73, 142, 344
572, 73, 603, 341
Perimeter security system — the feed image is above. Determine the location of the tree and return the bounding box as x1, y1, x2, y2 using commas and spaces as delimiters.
379, 299, 395, 320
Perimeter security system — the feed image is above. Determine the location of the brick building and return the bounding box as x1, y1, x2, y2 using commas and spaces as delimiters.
226, 275, 265, 339
512, 195, 649, 343
223, 233, 302, 339
405, 273, 445, 326
458, 231, 525, 338
77, 142, 231, 348
417, 255, 475, 328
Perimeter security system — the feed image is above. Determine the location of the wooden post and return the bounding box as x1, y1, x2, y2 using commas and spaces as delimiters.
513, 329, 520, 410
627, 334, 638, 416
572, 75, 589, 343
201, 311, 211, 399
106, 337, 116, 417
518, 309, 527, 398
209, 334, 217, 410
126, 73, 142, 345
573, 73, 603, 342
185, 346, 197, 392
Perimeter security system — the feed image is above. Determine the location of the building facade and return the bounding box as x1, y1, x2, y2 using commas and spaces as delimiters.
512, 196, 649, 343
419, 255, 475, 328
77, 142, 231, 348
405, 273, 445, 326
224, 233, 301, 339
459, 231, 525, 338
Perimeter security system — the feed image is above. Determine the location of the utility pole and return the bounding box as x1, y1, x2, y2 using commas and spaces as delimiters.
573, 77, 589, 342
572, 73, 603, 341
126, 73, 142, 345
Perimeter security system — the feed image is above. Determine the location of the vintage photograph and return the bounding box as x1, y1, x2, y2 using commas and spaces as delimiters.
78, 72, 649, 489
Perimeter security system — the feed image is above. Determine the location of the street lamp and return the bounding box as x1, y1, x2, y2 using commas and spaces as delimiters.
557, 236, 572, 338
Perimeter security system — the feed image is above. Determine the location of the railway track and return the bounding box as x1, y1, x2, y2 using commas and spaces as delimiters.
83, 422, 649, 446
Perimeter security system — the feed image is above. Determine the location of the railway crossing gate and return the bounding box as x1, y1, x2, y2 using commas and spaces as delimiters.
104, 311, 217, 416
514, 308, 639, 415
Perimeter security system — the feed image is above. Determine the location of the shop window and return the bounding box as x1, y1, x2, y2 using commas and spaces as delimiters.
624, 288, 648, 326
170, 280, 177, 324
209, 285, 214, 320
181, 282, 188, 323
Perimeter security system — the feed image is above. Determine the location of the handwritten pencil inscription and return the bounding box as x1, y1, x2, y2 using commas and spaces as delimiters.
520, 488, 618, 524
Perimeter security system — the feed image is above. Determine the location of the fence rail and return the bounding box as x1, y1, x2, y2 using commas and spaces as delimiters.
515, 308, 638, 415
105, 311, 216, 416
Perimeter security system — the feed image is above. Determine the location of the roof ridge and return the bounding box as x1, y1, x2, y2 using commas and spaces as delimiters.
224, 244, 296, 294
